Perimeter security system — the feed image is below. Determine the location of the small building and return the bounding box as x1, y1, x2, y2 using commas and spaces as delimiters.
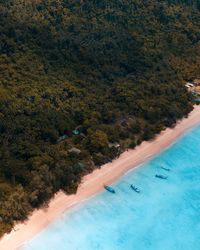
77, 162, 86, 169
193, 99, 200, 103
185, 83, 190, 88
57, 134, 68, 143
80, 132, 86, 138
68, 147, 81, 154
185, 82, 194, 88
193, 79, 200, 86
72, 129, 80, 135
108, 142, 120, 148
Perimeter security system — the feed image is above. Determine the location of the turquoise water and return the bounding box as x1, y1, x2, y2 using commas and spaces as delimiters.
24, 125, 200, 250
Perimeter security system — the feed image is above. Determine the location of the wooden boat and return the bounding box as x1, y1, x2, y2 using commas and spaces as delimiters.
130, 185, 140, 193
155, 174, 168, 179
104, 185, 116, 193
161, 166, 170, 171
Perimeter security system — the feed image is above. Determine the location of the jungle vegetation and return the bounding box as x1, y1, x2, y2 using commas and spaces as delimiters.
0, 0, 199, 236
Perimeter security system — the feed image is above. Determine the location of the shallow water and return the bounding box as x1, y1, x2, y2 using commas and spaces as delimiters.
24, 125, 200, 250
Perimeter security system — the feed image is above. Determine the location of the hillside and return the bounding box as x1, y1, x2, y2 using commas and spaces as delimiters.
0, 0, 199, 236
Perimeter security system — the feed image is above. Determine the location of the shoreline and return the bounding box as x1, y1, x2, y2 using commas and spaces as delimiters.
1, 105, 200, 250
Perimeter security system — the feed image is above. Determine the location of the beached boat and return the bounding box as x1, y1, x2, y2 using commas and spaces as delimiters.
161, 166, 170, 171
104, 185, 116, 193
130, 185, 140, 193
155, 174, 168, 179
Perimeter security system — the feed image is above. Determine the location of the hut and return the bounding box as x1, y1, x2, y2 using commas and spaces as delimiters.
68, 147, 81, 154
77, 162, 86, 169
193, 99, 200, 104
57, 134, 68, 143
72, 129, 80, 135
185, 82, 194, 88
193, 79, 200, 86
108, 142, 120, 148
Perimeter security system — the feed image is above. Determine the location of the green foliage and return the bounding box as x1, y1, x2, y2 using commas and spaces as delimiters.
0, 186, 30, 223
87, 129, 109, 152
0, 0, 199, 236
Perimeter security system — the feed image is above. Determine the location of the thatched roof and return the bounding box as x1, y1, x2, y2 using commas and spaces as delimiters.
68, 147, 81, 154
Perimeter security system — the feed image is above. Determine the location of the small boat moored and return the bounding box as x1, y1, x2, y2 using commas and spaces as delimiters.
155, 174, 168, 179
161, 166, 170, 171
130, 184, 140, 193
104, 185, 116, 193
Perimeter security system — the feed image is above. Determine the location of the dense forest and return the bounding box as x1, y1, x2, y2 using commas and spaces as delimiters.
0, 0, 199, 236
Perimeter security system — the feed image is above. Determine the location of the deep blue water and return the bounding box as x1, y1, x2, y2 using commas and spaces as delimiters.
23, 125, 200, 250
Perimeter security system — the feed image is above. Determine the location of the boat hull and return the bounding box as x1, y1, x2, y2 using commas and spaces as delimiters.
104, 185, 115, 193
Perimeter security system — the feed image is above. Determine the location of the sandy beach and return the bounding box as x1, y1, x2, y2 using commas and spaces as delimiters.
1, 105, 200, 250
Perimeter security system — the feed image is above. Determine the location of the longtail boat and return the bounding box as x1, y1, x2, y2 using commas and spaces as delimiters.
130, 185, 140, 193
161, 166, 170, 171
155, 174, 168, 179
104, 185, 116, 193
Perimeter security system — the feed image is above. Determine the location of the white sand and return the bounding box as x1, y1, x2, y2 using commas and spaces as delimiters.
1, 105, 200, 250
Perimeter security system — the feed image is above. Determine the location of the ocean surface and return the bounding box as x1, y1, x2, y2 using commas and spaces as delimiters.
23, 125, 200, 250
